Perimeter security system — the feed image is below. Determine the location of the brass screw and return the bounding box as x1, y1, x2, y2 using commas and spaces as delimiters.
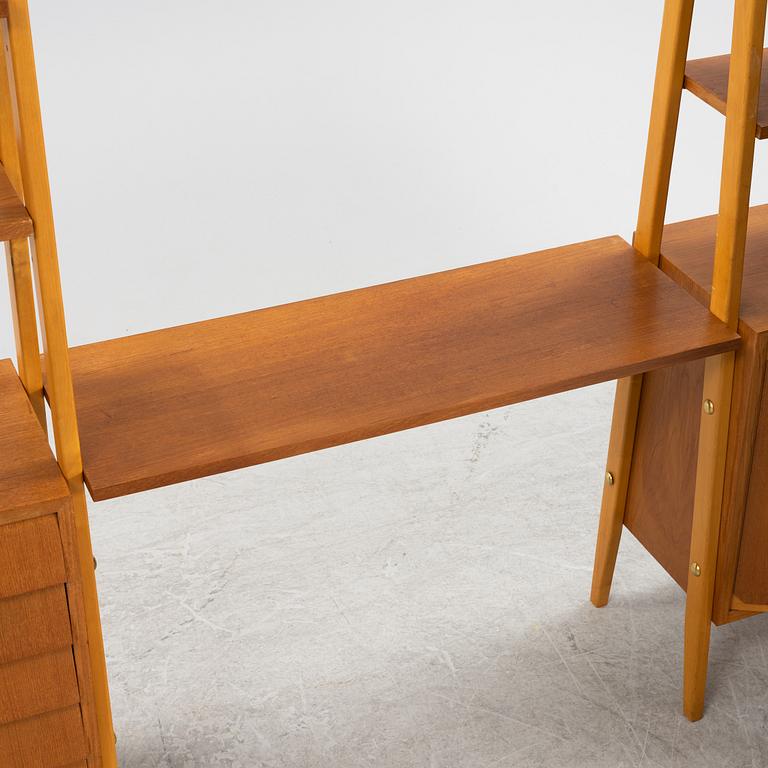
703, 399, 715, 415
605, 471, 615, 486
690, 562, 701, 577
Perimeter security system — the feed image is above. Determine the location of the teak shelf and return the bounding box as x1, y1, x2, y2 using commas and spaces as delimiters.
685, 49, 768, 138
67, 237, 737, 501
3, 0, 768, 765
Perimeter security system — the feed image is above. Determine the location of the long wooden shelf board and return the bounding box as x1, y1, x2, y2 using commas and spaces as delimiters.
68, 236, 739, 501
0, 360, 69, 520
661, 204, 768, 334
684, 50, 768, 139
0, 162, 32, 241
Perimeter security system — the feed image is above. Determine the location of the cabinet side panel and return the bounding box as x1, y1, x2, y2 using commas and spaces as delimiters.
734, 346, 768, 604
624, 359, 704, 589
712, 330, 767, 622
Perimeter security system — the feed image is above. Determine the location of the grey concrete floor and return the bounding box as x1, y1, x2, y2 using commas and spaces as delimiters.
90, 382, 768, 767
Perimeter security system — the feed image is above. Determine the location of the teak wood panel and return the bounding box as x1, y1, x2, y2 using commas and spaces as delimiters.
0, 649, 80, 726
624, 358, 704, 589
684, 50, 768, 139
0, 161, 31, 241
712, 328, 768, 621
734, 354, 768, 604
0, 706, 87, 768
0, 359, 69, 522
67, 237, 739, 500
623, 325, 765, 622
0, 515, 66, 599
0, 586, 72, 665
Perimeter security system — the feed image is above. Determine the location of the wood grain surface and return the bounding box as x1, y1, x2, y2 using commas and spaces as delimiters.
0, 359, 69, 521
684, 49, 768, 139
57, 500, 100, 764
0, 649, 80, 726
712, 329, 767, 621
0, 705, 87, 768
0, 161, 31, 241
0, 515, 66, 599
661, 204, 768, 333
0, 586, 72, 665
624, 359, 703, 589
734, 357, 768, 604
67, 237, 739, 500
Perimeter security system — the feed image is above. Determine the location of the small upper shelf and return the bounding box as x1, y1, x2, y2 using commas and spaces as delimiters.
0, 162, 32, 241
67, 236, 738, 501
684, 50, 768, 139
662, 203, 768, 333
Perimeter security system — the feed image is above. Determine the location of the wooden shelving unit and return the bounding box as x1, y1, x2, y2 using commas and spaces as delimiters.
4, 0, 768, 762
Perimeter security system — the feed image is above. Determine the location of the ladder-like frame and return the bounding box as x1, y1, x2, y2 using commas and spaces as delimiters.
0, 1, 116, 765
592, 0, 767, 723
1, 0, 764, 762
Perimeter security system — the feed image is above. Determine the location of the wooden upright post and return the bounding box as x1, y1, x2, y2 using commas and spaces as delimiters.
683, 0, 767, 722
0, 12, 43, 426
591, 0, 695, 607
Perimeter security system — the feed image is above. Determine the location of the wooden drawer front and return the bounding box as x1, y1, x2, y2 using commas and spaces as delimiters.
0, 648, 80, 725
0, 705, 87, 768
0, 516, 66, 599
0, 586, 72, 665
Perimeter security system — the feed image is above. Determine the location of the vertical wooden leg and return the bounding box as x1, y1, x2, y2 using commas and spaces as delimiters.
591, 0, 694, 607
684, 353, 735, 720
683, 0, 767, 721
591, 375, 642, 606
70, 479, 117, 767
0, 7, 44, 427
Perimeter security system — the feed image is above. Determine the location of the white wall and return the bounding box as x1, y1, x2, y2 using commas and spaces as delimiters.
1, 1, 765, 358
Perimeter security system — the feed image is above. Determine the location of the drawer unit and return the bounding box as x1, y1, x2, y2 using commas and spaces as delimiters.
0, 361, 100, 767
